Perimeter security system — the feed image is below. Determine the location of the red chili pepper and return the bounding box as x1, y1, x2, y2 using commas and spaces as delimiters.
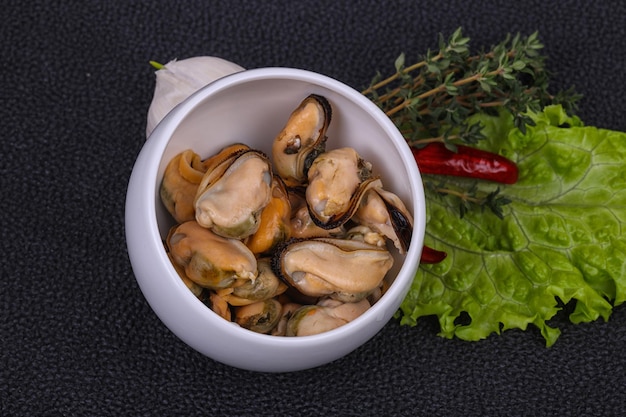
411, 142, 519, 184
420, 245, 447, 264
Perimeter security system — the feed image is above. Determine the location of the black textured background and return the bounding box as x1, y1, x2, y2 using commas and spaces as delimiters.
2, 1, 626, 416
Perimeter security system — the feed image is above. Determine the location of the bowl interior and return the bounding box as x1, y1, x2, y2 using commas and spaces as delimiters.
154, 70, 419, 284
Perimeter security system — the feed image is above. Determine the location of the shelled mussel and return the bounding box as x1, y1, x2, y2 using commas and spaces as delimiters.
160, 94, 414, 336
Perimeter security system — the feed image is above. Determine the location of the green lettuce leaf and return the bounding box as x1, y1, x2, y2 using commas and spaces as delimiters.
399, 105, 626, 346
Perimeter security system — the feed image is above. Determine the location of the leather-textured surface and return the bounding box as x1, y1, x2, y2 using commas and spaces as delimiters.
2, 1, 625, 415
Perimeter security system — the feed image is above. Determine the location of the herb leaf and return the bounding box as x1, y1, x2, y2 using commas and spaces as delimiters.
364, 28, 580, 149
398, 105, 626, 346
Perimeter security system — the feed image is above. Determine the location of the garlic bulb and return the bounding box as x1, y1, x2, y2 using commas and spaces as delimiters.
146, 56, 245, 137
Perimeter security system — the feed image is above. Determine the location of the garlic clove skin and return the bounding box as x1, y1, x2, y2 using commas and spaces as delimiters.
146, 56, 245, 137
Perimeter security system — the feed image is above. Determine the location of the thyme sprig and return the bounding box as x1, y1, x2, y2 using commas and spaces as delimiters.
364, 28, 580, 218
363, 28, 581, 147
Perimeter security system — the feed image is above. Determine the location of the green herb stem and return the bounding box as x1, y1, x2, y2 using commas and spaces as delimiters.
385, 68, 504, 117
364, 28, 580, 218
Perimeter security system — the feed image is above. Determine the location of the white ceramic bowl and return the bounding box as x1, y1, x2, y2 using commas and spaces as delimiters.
125, 67, 426, 372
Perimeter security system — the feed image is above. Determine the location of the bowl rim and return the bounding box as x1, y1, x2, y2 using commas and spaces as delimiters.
126, 67, 426, 356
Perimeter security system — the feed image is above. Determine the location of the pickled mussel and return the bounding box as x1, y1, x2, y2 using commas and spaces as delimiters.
167, 221, 257, 289
288, 193, 346, 239
345, 225, 387, 248
218, 258, 287, 306
245, 176, 292, 255
195, 144, 273, 239
353, 186, 414, 254
271, 237, 394, 302
271, 94, 331, 187
167, 252, 204, 298
160, 149, 208, 223
234, 299, 282, 334
271, 302, 301, 336
285, 298, 371, 336
305, 147, 380, 230
203, 291, 232, 322
159, 93, 414, 336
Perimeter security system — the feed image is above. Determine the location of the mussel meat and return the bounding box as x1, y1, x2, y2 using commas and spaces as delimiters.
305, 147, 379, 230
234, 298, 282, 334
218, 258, 287, 306
167, 221, 257, 290
289, 193, 346, 239
160, 149, 208, 223
353, 186, 413, 254
195, 144, 273, 239
158, 93, 416, 337
345, 225, 386, 248
271, 94, 331, 187
203, 291, 232, 321
285, 298, 370, 336
272, 237, 393, 302
245, 176, 292, 255
167, 252, 204, 298
271, 302, 301, 336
